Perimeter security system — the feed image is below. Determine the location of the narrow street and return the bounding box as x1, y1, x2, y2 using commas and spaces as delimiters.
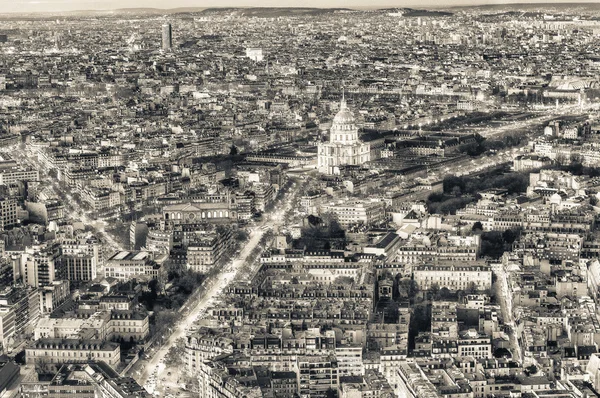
496, 265, 522, 364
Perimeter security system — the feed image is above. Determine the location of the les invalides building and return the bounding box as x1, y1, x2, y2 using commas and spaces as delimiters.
317, 96, 370, 175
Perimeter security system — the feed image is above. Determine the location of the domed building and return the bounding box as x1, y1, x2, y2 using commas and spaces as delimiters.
317, 96, 370, 175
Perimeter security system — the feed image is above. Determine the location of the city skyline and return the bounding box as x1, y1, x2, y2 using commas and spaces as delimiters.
3, 1, 600, 397
4, 0, 600, 14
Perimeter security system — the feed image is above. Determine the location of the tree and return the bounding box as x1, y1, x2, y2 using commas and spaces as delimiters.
466, 282, 478, 295
494, 347, 512, 358
502, 228, 521, 244
443, 175, 466, 194
235, 230, 249, 242
429, 283, 440, 300
174, 274, 197, 295
383, 299, 400, 323
483, 287, 496, 302
428, 192, 445, 203
164, 338, 186, 366
326, 388, 337, 398
480, 228, 521, 259
165, 260, 186, 281
439, 287, 452, 300
306, 214, 322, 226
525, 365, 538, 376
570, 153, 584, 164
229, 145, 239, 155
182, 374, 200, 392
153, 310, 181, 337
409, 303, 432, 344
472, 221, 483, 232
555, 153, 567, 165
398, 278, 419, 300
149, 278, 160, 295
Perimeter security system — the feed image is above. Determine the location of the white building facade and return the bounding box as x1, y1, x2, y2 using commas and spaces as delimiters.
318, 97, 370, 175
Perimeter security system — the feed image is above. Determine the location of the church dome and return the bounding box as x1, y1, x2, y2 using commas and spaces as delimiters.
332, 96, 355, 125
333, 108, 356, 125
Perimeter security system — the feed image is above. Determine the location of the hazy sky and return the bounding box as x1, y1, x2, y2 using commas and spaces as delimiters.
3, 0, 599, 13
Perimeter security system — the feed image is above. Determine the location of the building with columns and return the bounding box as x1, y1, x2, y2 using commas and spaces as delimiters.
318, 97, 370, 175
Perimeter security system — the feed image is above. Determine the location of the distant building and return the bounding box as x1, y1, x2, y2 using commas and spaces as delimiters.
336, 344, 364, 376
21, 244, 61, 288
25, 338, 120, 368
20, 362, 150, 398
0, 309, 15, 354
162, 23, 172, 51
298, 355, 339, 397
339, 369, 394, 398
35, 309, 149, 343
63, 254, 97, 282
104, 251, 167, 281
513, 154, 553, 172
457, 329, 492, 359
185, 332, 234, 373
163, 200, 237, 225
145, 228, 172, 253
0, 357, 18, 395
246, 47, 264, 62
320, 200, 385, 227
0, 198, 17, 230
0, 167, 39, 186
197, 361, 263, 398
40, 280, 70, 314
318, 97, 370, 175
186, 229, 234, 273
364, 233, 402, 260
0, 258, 14, 289
413, 263, 492, 292
272, 371, 298, 397
0, 286, 40, 339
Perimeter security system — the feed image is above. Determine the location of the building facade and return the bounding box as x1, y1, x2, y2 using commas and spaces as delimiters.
413, 263, 492, 292
162, 23, 172, 51
318, 97, 370, 175
25, 339, 121, 368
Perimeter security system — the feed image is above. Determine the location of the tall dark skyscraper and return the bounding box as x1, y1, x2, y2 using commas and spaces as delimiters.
162, 23, 172, 51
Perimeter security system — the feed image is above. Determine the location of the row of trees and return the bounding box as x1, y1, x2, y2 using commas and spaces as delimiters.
142, 228, 253, 361
427, 171, 529, 215
442, 171, 529, 196
164, 337, 186, 367
139, 263, 205, 312
550, 156, 600, 177
298, 213, 346, 250
427, 112, 509, 132
460, 132, 525, 157
476, 227, 523, 259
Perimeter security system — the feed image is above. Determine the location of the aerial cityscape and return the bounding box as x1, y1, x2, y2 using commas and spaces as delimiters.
1, 2, 600, 398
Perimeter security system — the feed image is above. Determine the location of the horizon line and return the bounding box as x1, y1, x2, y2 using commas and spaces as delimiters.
3, 1, 600, 16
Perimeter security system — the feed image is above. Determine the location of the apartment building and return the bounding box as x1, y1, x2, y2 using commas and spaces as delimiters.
104, 251, 167, 281
413, 263, 492, 292
25, 339, 121, 368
